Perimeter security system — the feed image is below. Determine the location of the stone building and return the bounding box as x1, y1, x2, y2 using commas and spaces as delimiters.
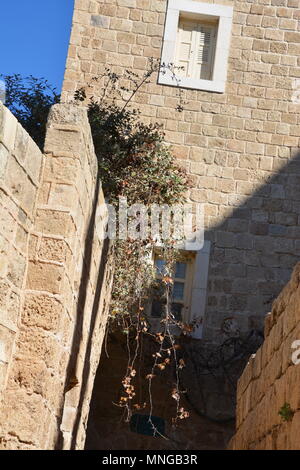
63, 0, 300, 342
0, 0, 300, 451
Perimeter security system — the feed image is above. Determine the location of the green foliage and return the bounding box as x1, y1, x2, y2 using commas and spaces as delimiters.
77, 64, 188, 325
81, 60, 187, 206
76, 64, 190, 422
88, 100, 187, 206
1, 74, 60, 150
2, 67, 189, 422
278, 402, 294, 422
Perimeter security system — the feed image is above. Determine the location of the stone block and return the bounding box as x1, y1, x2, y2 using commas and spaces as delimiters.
0, 390, 47, 447
25, 138, 43, 186
9, 358, 49, 396
0, 144, 8, 178
0, 283, 20, 329
5, 155, 36, 215
22, 294, 62, 331
16, 328, 60, 369
35, 209, 75, 237
38, 238, 72, 264
13, 125, 29, 163
0, 105, 17, 151
61, 406, 77, 433
15, 225, 28, 253
0, 362, 8, 394
216, 231, 235, 248
48, 184, 78, 210
26, 261, 64, 294
284, 31, 300, 43
7, 249, 26, 289
0, 325, 15, 365
91, 15, 110, 28
44, 127, 82, 156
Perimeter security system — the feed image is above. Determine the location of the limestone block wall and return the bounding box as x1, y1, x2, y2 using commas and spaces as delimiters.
0, 103, 44, 408
0, 103, 113, 450
229, 262, 300, 450
61, 0, 300, 342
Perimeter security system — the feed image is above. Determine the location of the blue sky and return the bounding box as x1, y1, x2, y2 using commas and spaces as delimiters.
0, 0, 74, 93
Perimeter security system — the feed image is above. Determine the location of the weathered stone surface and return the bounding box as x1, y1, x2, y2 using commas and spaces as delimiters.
0, 103, 113, 450
44, 157, 80, 183
22, 294, 61, 331
230, 263, 300, 450
0, 144, 8, 178
25, 138, 43, 186
35, 209, 74, 237
13, 125, 29, 163
26, 261, 64, 294
0, 390, 47, 447
38, 238, 72, 263
0, 104, 17, 151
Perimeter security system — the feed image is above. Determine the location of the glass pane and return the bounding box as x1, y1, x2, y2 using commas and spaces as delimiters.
171, 303, 182, 322
175, 262, 187, 279
173, 282, 184, 300
151, 300, 164, 318
155, 259, 166, 276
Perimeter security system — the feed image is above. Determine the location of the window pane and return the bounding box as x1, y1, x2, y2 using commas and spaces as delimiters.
173, 282, 184, 300
151, 300, 164, 318
171, 303, 182, 321
175, 262, 186, 279
155, 259, 166, 276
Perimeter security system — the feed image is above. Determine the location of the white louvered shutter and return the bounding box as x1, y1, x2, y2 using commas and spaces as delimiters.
195, 25, 216, 80
175, 18, 216, 81
175, 20, 197, 78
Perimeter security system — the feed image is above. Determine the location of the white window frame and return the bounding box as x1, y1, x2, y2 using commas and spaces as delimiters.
158, 0, 233, 93
151, 251, 195, 324
148, 240, 211, 339
189, 239, 210, 339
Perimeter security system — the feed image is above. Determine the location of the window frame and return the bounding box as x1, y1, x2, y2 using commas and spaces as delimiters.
148, 240, 211, 339
151, 251, 195, 323
174, 16, 218, 82
158, 0, 233, 93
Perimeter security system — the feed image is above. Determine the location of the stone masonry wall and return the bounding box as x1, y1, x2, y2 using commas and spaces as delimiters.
229, 262, 300, 450
0, 104, 44, 410
0, 103, 113, 450
62, 0, 300, 342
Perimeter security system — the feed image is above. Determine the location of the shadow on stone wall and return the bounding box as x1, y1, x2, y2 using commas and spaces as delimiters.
55, 167, 112, 450
203, 150, 300, 342
84, 149, 300, 450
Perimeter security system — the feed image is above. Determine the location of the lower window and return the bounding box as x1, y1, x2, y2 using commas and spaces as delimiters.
150, 252, 195, 325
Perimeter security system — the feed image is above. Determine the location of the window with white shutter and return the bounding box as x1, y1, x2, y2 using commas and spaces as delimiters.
196, 25, 216, 80
158, 0, 233, 93
147, 240, 211, 339
175, 18, 217, 81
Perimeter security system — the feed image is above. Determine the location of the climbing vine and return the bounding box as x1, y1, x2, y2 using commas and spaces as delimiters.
74, 59, 192, 430
3, 67, 264, 438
